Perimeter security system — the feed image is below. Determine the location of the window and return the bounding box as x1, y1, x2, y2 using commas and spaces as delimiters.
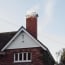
15, 53, 18, 61
14, 52, 32, 63
19, 53, 22, 60
24, 53, 26, 60
28, 53, 31, 60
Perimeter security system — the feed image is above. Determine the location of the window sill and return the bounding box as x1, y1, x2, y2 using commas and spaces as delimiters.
14, 60, 32, 63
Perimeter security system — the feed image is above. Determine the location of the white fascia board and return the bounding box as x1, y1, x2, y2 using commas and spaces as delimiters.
24, 29, 47, 51
1, 27, 47, 51
1, 28, 24, 51
20, 28, 47, 50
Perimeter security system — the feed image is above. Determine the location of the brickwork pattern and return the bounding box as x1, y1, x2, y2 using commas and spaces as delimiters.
0, 47, 45, 65
26, 17, 37, 38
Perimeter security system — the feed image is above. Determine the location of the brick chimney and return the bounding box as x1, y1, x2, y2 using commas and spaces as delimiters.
26, 12, 38, 38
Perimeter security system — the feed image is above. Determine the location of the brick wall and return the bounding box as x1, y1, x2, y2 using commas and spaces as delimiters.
26, 17, 37, 38
0, 47, 45, 65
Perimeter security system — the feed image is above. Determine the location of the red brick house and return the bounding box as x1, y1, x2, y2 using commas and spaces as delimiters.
0, 12, 55, 65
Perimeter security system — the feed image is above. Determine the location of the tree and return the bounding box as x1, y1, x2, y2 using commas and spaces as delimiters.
56, 49, 65, 65
60, 49, 65, 65
56, 50, 62, 63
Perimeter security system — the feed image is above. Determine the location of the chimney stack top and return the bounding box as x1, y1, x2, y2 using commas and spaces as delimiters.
26, 11, 38, 18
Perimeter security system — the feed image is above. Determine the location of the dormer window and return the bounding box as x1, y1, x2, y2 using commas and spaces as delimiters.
14, 52, 32, 63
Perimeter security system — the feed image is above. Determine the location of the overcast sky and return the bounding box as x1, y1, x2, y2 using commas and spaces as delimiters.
0, 0, 65, 62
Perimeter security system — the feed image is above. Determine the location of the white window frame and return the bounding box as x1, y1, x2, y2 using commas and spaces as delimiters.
14, 52, 32, 63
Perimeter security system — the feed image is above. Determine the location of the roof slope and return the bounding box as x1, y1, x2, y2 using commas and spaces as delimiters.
0, 31, 17, 50
0, 26, 55, 64
1, 26, 47, 51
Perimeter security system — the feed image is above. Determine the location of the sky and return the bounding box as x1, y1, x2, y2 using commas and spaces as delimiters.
0, 0, 65, 62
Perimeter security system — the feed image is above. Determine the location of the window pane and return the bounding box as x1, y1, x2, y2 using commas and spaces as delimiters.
19, 53, 22, 60
15, 53, 18, 61
24, 53, 26, 60
28, 53, 31, 60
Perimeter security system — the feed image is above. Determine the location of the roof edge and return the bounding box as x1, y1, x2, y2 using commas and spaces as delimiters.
1, 26, 47, 51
